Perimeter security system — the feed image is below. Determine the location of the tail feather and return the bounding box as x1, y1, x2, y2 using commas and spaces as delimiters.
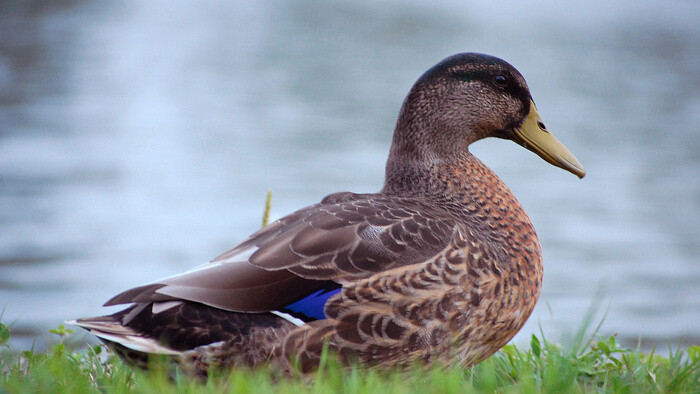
70, 317, 180, 355
69, 301, 297, 373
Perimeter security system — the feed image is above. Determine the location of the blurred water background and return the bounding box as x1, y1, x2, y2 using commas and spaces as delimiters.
0, 0, 698, 351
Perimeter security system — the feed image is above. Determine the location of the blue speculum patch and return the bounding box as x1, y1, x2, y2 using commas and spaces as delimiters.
282, 287, 342, 321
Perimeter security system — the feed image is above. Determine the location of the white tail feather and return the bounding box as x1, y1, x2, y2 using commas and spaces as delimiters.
69, 319, 179, 355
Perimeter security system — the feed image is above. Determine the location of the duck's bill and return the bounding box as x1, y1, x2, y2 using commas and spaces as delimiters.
513, 100, 586, 179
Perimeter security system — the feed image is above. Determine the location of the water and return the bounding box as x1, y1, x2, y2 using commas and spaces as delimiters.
1, 0, 698, 351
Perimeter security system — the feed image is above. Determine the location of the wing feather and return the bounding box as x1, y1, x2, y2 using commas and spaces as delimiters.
105, 192, 461, 314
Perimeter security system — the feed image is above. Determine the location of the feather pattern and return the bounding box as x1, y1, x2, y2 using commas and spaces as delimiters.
281, 225, 541, 371
104, 193, 457, 312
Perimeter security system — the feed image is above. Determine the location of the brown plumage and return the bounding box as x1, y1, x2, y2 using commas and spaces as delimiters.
71, 53, 584, 375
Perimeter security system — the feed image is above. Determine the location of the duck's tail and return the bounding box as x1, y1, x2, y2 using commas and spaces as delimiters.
69, 301, 296, 374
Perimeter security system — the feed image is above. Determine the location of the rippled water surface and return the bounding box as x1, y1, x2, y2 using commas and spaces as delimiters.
1, 0, 698, 350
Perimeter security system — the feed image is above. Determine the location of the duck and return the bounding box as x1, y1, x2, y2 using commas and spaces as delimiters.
72, 52, 585, 375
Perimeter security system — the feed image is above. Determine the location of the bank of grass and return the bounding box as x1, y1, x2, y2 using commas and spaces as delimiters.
0, 322, 698, 393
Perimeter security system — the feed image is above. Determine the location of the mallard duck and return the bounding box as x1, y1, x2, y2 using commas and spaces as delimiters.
72, 53, 585, 374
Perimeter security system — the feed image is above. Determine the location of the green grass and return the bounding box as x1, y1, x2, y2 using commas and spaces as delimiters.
1, 321, 698, 393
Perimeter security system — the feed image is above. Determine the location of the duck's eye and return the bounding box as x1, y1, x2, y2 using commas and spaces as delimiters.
493, 75, 507, 86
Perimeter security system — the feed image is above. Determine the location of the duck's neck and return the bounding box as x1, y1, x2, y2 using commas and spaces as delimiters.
382, 151, 541, 261
382, 150, 504, 201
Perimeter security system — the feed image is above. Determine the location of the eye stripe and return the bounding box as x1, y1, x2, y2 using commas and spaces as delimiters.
453, 69, 492, 82
451, 69, 530, 111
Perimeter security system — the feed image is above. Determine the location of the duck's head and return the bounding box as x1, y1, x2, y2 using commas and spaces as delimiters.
391, 53, 585, 178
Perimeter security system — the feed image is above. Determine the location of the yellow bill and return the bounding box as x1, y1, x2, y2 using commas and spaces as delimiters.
513, 100, 586, 178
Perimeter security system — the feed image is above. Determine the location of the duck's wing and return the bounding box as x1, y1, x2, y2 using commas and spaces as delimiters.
219, 192, 458, 278
105, 192, 458, 313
